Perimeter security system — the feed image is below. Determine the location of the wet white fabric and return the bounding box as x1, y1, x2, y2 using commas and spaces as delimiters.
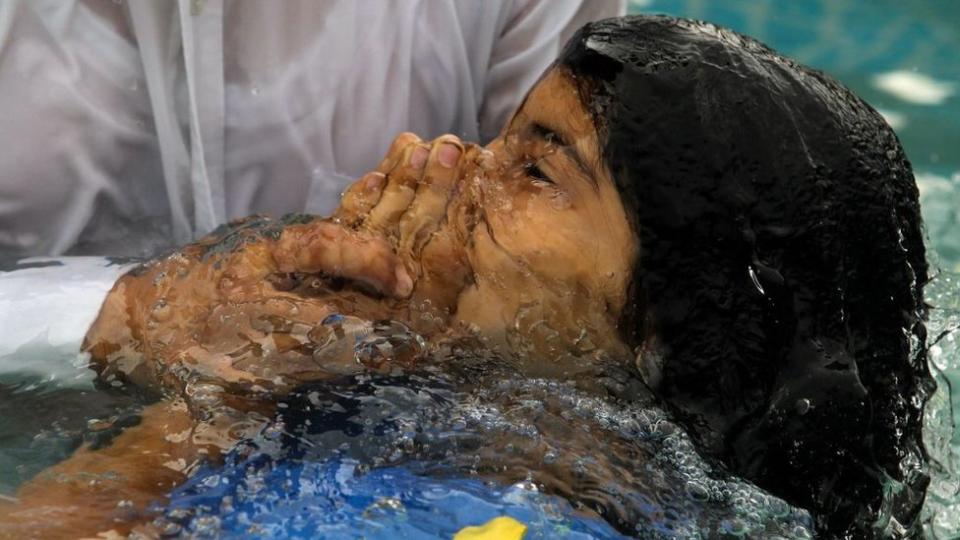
0, 0, 624, 260
0, 258, 131, 387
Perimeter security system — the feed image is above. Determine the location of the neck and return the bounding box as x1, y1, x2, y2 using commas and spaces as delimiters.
452, 278, 631, 378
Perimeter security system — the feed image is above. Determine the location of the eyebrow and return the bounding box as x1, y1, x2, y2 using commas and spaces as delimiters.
530, 122, 597, 187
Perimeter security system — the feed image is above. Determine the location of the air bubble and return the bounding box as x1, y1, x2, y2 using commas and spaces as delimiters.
354, 320, 425, 371
686, 480, 710, 502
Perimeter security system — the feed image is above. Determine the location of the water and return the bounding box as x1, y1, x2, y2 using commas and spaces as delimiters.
922, 275, 960, 538
152, 353, 813, 539
0, 332, 816, 538
629, 1, 960, 537
0, 374, 140, 493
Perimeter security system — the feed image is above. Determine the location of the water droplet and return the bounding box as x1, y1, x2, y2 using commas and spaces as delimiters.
748, 265, 765, 295
152, 518, 182, 537
149, 298, 172, 323
262, 422, 284, 441
185, 382, 224, 409
573, 328, 597, 354
930, 344, 947, 370
719, 517, 749, 536
87, 418, 113, 431
514, 479, 539, 492
549, 191, 571, 210
354, 320, 425, 371
192, 515, 222, 536
166, 507, 192, 522
369, 497, 404, 512
795, 398, 811, 415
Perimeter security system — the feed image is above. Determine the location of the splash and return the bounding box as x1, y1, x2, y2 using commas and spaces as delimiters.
922, 270, 960, 538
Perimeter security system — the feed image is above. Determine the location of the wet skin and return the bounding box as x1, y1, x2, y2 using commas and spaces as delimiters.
0, 68, 638, 538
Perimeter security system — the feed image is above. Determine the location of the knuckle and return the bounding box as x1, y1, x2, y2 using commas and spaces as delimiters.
392, 132, 421, 149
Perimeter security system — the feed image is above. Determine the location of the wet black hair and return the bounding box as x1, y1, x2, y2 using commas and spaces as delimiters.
559, 15, 933, 539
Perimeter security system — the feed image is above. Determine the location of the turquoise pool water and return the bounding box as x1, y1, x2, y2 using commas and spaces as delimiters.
630, 1, 960, 537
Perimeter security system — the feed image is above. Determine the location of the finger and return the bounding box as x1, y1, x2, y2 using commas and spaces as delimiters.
332, 171, 386, 225
398, 135, 465, 259
337, 132, 422, 229
365, 142, 430, 237
376, 132, 423, 174
272, 222, 413, 298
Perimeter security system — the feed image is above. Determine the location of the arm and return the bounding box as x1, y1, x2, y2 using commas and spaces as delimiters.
82, 215, 415, 397
0, 400, 203, 539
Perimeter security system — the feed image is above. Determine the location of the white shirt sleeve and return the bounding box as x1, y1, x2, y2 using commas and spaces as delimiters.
0, 257, 132, 387
478, 0, 626, 142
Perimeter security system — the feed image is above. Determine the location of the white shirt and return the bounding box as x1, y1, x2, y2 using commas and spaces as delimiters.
0, 0, 624, 260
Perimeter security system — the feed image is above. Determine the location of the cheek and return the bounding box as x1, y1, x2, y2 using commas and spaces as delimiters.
473, 144, 622, 287
481, 187, 599, 282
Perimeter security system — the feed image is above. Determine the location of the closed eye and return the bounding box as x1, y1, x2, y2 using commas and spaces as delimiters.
524, 163, 553, 184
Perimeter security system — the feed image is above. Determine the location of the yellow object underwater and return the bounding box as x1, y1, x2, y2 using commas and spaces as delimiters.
453, 516, 527, 540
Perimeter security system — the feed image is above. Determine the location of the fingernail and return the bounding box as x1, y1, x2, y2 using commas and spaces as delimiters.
395, 267, 413, 297
410, 146, 429, 170
438, 143, 462, 168
364, 172, 385, 191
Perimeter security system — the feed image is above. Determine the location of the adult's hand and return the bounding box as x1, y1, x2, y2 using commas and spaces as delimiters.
335, 133, 472, 264
334, 133, 480, 316
82, 215, 413, 399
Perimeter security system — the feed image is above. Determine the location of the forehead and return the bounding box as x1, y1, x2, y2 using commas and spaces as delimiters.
515, 68, 596, 143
